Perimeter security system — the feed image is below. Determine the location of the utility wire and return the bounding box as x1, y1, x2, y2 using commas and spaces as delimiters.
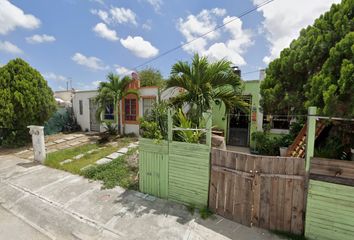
123, 0, 276, 74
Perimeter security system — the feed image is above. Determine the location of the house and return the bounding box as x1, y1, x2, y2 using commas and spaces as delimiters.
212, 77, 264, 149
72, 73, 160, 135
54, 90, 74, 107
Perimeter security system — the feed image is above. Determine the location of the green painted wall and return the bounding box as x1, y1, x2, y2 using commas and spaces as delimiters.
244, 80, 261, 148
305, 180, 354, 240
211, 80, 262, 147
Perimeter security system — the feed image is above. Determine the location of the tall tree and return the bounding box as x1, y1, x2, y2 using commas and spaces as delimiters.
0, 58, 56, 146
138, 68, 165, 88
261, 0, 354, 117
95, 73, 137, 135
166, 54, 246, 118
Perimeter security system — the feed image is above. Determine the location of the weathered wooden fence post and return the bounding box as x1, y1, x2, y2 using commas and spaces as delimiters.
203, 111, 212, 149
305, 106, 317, 172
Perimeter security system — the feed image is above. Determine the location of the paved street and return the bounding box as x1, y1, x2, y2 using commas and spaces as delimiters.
0, 155, 282, 240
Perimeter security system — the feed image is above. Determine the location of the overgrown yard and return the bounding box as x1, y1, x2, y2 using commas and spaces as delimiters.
45, 138, 138, 189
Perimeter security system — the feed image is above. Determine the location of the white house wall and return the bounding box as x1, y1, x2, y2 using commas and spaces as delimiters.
73, 90, 104, 132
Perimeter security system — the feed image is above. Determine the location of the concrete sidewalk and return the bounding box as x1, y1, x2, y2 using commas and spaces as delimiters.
0, 155, 283, 240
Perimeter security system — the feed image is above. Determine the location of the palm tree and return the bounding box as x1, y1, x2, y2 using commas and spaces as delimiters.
166, 54, 247, 119
95, 73, 137, 135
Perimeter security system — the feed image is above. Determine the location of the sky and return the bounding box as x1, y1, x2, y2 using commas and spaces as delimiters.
0, 0, 341, 91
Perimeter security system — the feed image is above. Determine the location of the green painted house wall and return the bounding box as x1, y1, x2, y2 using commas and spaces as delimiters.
212, 80, 263, 148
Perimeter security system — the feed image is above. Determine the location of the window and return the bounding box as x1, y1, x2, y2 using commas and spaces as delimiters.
143, 98, 156, 116
125, 98, 137, 121
79, 100, 83, 115
263, 115, 290, 130
104, 102, 114, 120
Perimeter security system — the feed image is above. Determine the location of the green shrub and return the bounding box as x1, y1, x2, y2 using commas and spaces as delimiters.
139, 101, 168, 140
174, 109, 205, 143
252, 131, 280, 156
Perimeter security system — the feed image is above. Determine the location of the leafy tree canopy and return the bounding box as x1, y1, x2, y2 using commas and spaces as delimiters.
138, 67, 165, 88
0, 58, 56, 145
261, 0, 354, 117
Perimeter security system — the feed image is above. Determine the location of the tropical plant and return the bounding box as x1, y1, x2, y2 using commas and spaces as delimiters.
103, 121, 118, 135
95, 73, 137, 135
174, 109, 205, 144
0, 58, 56, 146
260, 0, 354, 117
166, 54, 247, 122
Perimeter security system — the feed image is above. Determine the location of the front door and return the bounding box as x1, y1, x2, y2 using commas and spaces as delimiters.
227, 96, 251, 147
89, 99, 100, 132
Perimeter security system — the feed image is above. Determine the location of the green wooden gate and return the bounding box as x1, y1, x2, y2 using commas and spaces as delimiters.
139, 109, 211, 208
139, 138, 169, 199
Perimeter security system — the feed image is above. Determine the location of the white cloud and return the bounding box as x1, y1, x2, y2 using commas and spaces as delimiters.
90, 0, 105, 5
72, 53, 107, 70
110, 7, 137, 25
252, 0, 341, 63
42, 72, 67, 82
146, 0, 163, 13
0, 41, 23, 54
142, 19, 152, 31
92, 80, 102, 87
26, 34, 56, 44
114, 64, 133, 76
91, 9, 110, 24
211, 8, 227, 17
120, 36, 159, 58
0, 0, 41, 35
178, 9, 252, 65
93, 23, 118, 41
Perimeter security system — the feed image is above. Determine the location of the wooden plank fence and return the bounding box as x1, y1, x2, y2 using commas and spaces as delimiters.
209, 148, 305, 234
305, 157, 354, 240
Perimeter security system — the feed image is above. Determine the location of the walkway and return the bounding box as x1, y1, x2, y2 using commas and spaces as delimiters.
13, 132, 99, 160
0, 155, 282, 240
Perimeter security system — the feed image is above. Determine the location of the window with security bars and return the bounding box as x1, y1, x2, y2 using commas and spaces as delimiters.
125, 98, 137, 121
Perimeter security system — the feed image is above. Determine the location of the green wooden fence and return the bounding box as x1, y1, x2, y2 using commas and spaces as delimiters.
305, 180, 354, 240
139, 109, 211, 208
139, 138, 169, 199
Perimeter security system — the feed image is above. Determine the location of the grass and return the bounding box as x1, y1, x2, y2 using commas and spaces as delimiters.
81, 149, 138, 189
45, 138, 133, 175
199, 207, 213, 219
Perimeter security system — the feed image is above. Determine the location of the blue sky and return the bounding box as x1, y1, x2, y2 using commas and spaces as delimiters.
0, 0, 340, 91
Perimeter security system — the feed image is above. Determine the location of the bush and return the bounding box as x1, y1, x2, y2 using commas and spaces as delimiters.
0, 58, 56, 146
103, 121, 117, 135
139, 101, 168, 140
251, 132, 280, 156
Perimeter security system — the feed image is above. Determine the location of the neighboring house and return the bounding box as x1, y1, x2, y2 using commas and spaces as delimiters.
54, 90, 74, 107
72, 74, 160, 135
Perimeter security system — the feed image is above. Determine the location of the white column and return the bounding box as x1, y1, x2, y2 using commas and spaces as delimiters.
27, 125, 46, 163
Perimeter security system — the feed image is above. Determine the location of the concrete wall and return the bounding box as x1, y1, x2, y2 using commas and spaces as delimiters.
72, 90, 104, 132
